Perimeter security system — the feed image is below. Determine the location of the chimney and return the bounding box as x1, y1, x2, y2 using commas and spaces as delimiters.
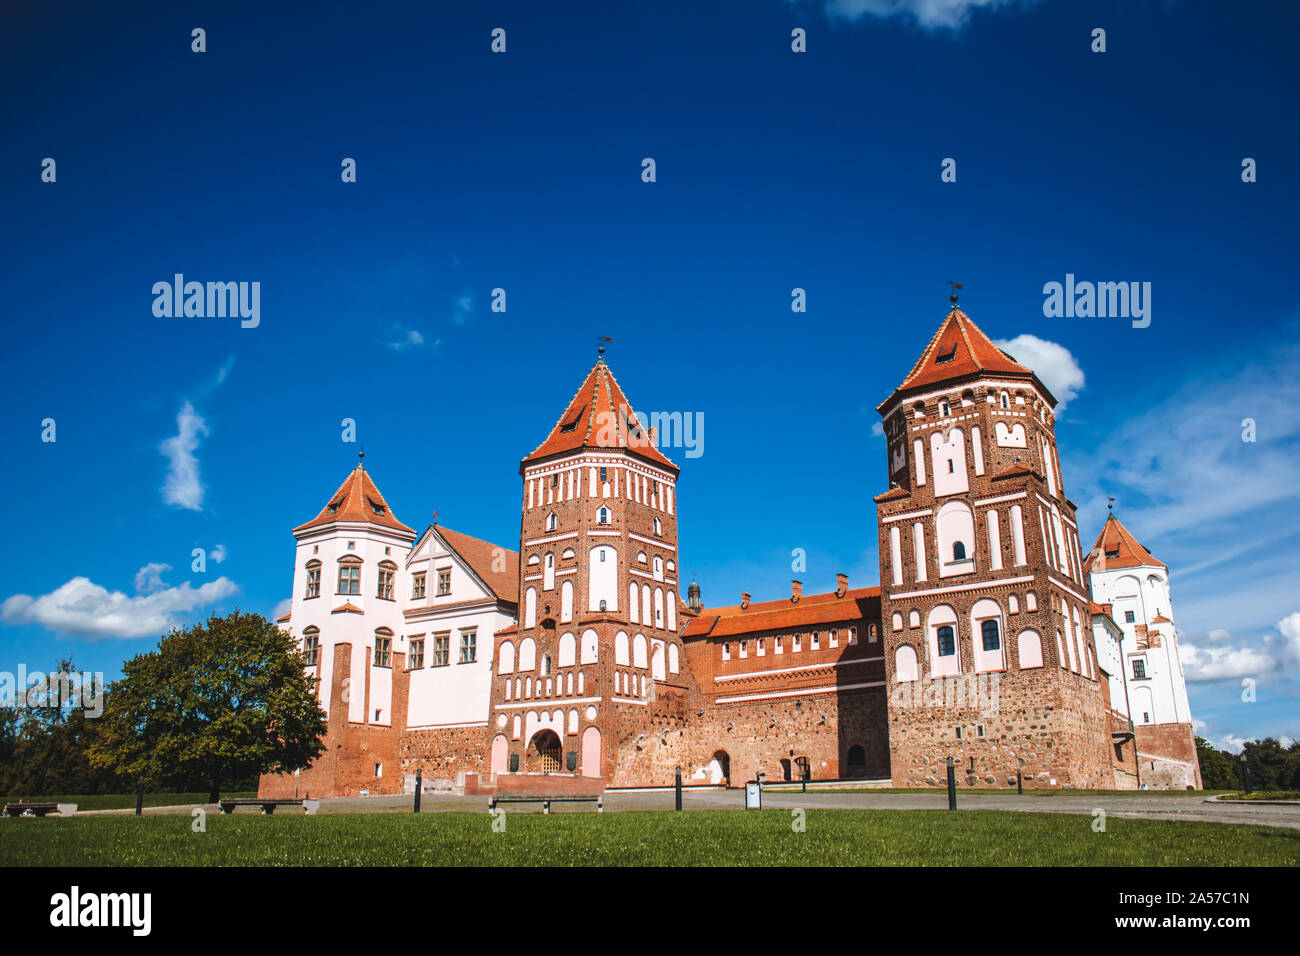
791, 580, 802, 604
835, 573, 848, 598
741, 591, 751, 610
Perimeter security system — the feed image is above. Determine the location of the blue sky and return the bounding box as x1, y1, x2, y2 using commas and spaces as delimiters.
1, 0, 1297, 751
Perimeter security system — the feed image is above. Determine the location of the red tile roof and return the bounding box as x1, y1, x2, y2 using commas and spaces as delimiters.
1083, 513, 1166, 573
878, 308, 1051, 412
331, 601, 363, 615
276, 612, 292, 623
684, 587, 880, 639
522, 358, 677, 472
874, 486, 911, 503
434, 525, 520, 603
294, 464, 415, 536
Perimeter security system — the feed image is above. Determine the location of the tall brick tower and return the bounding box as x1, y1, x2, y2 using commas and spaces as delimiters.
483, 349, 692, 786
874, 305, 1113, 788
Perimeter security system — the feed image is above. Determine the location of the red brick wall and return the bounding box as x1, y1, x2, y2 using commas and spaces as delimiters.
1135, 722, 1202, 789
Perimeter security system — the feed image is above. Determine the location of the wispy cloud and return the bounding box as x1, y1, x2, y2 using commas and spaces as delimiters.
210, 544, 228, 564
1, 565, 238, 640
160, 401, 208, 511
381, 327, 432, 352
451, 290, 475, 325
807, 0, 1037, 32
993, 334, 1085, 412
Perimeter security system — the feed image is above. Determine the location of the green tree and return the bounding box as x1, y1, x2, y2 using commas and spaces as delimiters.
1194, 737, 1242, 790
89, 610, 325, 802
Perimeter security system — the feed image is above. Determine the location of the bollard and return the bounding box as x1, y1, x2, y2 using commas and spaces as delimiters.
135, 777, 145, 816
946, 757, 956, 811
802, 766, 807, 794
675, 766, 683, 811
1241, 754, 1252, 795
414, 768, 422, 814
1017, 771, 1023, 795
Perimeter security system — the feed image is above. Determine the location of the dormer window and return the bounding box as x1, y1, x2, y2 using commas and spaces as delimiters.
935, 343, 958, 365
367, 497, 387, 515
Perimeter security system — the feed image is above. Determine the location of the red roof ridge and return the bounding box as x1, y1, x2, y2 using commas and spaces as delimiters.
294, 463, 415, 536
331, 601, 363, 615
521, 358, 677, 472
430, 525, 520, 603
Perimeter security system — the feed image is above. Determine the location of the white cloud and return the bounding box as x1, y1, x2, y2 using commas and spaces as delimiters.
818, 0, 1034, 31
272, 597, 292, 621
210, 544, 228, 564
384, 328, 426, 352
133, 562, 172, 595
160, 401, 208, 511
1, 570, 238, 640
1180, 613, 1300, 684
993, 334, 1085, 412
451, 291, 475, 325
871, 421, 885, 437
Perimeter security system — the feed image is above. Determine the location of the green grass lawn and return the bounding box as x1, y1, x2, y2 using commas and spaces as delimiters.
3, 792, 255, 812
2, 809, 1295, 866
1219, 791, 1300, 802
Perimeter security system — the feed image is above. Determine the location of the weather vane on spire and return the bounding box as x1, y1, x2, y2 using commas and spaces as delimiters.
948, 281, 963, 308
596, 334, 613, 359
1107, 496, 1115, 512
358, 446, 365, 468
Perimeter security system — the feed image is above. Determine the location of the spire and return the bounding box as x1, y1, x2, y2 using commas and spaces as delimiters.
1083, 512, 1165, 574
293, 462, 415, 535
877, 306, 1050, 413
522, 358, 677, 473
687, 576, 701, 611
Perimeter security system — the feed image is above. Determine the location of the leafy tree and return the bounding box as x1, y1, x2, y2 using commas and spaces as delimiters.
89, 610, 325, 802
1195, 737, 1242, 790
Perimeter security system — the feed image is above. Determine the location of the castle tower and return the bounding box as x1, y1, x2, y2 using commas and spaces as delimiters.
1085, 513, 1200, 788
259, 458, 417, 798
874, 307, 1114, 789
484, 353, 690, 785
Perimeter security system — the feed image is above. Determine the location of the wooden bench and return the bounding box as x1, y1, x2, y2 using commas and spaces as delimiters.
218, 798, 309, 815
3, 802, 61, 817
489, 794, 603, 814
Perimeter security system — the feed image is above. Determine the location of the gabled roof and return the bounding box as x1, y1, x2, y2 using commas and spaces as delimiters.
878, 308, 1053, 412
433, 525, 520, 603
294, 464, 415, 536
1083, 513, 1166, 573
522, 358, 677, 473
683, 587, 881, 639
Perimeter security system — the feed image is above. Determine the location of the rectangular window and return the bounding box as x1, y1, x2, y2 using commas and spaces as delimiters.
409, 637, 425, 670
377, 568, 394, 600
955, 726, 963, 740
373, 636, 392, 668
305, 567, 320, 599
437, 568, 451, 596
1132, 659, 1147, 679
757, 638, 765, 656
829, 630, 839, 648
793, 634, 802, 652
338, 564, 360, 595
302, 633, 319, 666
775, 635, 783, 654
411, 572, 426, 600
811, 632, 820, 650
1124, 610, 1136, 623
433, 633, 450, 667
739, 641, 748, 658
459, 629, 477, 664
721, 643, 731, 661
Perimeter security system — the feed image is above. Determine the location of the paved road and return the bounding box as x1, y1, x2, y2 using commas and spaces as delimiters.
84, 790, 1300, 829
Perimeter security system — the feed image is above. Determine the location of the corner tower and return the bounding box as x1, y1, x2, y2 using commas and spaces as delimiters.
1085, 513, 1200, 788
874, 306, 1113, 789
484, 352, 691, 785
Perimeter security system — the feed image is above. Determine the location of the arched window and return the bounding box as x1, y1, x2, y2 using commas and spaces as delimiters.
558, 632, 576, 668
498, 640, 515, 674
337, 555, 362, 595
541, 654, 552, 677
1000, 391, 1010, 409
936, 625, 956, 657
981, 619, 1000, 651
953, 541, 966, 561
301, 626, 320, 666
653, 516, 662, 535
546, 512, 557, 531
304, 560, 322, 599
597, 507, 610, 524
895, 645, 919, 682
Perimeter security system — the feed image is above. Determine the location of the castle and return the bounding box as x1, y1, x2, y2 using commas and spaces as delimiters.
259, 306, 1200, 798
